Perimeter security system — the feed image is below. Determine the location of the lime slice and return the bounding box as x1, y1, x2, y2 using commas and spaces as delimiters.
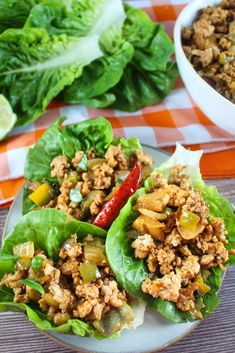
0, 94, 17, 140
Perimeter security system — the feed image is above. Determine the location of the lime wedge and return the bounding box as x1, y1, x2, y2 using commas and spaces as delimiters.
0, 94, 17, 140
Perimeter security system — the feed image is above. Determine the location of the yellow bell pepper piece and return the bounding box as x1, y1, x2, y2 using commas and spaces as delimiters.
28, 183, 53, 206
179, 210, 200, 230
195, 275, 211, 295
13, 241, 34, 258
79, 262, 98, 283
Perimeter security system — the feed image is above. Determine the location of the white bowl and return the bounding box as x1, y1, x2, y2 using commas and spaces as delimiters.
174, 0, 235, 134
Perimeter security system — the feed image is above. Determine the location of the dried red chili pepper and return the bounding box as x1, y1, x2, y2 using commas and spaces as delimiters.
93, 163, 141, 229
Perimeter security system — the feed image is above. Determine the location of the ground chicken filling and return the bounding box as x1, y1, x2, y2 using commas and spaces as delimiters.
182, 0, 235, 103
0, 234, 134, 335
26, 145, 153, 222
130, 166, 230, 319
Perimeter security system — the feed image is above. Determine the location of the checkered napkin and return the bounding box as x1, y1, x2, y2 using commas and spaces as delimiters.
0, 0, 235, 207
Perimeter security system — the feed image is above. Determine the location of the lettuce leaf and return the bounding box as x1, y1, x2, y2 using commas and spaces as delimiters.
0, 287, 106, 339
0, 28, 102, 126
25, 0, 126, 37
62, 26, 134, 105
24, 117, 113, 182
62, 5, 178, 111
23, 116, 142, 215
106, 144, 235, 322
108, 5, 178, 112
0, 0, 126, 129
1, 209, 106, 260
0, 0, 41, 34
0, 209, 108, 337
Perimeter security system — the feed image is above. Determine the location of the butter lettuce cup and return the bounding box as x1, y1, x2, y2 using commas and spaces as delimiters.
106, 143, 235, 323
0, 209, 145, 338
23, 116, 154, 227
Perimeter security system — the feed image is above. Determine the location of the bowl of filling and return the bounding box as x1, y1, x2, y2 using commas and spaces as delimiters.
174, 0, 235, 134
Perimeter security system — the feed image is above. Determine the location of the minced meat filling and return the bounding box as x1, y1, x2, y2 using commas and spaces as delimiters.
26, 145, 153, 222
130, 165, 229, 319
182, 0, 235, 103
0, 235, 131, 331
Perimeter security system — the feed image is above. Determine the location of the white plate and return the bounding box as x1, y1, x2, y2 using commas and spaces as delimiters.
3, 146, 197, 353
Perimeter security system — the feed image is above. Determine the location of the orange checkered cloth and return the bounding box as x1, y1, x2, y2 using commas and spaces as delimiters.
0, 0, 235, 207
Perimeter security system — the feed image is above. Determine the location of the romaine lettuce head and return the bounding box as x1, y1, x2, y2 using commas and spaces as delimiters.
0, 0, 126, 130
0, 208, 146, 337
106, 143, 235, 322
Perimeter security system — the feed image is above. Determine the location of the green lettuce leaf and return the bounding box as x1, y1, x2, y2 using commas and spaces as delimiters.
23, 116, 142, 215
1, 209, 106, 260
112, 136, 142, 156
106, 188, 149, 299
0, 0, 126, 129
0, 0, 41, 34
0, 287, 106, 339
106, 144, 235, 322
24, 0, 131, 109
24, 117, 113, 182
25, 0, 126, 37
62, 5, 178, 112
148, 142, 204, 188
201, 186, 235, 265
21, 279, 45, 295
62, 26, 134, 105
110, 61, 178, 112
0, 28, 102, 126
108, 5, 178, 112
0, 208, 108, 338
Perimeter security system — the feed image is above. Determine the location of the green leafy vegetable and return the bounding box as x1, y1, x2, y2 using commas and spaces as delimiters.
112, 136, 142, 156
0, 0, 127, 131
27, 0, 133, 106
0, 209, 106, 260
0, 0, 177, 135
63, 4, 178, 111
0, 28, 102, 126
21, 278, 45, 295
0, 256, 19, 278
0, 0, 41, 34
62, 25, 134, 105
24, 117, 112, 182
0, 286, 106, 338
0, 208, 109, 338
23, 116, 141, 215
106, 144, 235, 322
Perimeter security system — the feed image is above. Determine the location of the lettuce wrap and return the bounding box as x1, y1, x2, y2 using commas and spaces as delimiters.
23, 116, 153, 229
106, 144, 235, 322
0, 208, 145, 338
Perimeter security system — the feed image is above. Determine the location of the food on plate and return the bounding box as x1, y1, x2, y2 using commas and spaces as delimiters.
182, 0, 235, 103
23, 117, 153, 226
106, 144, 235, 322
0, 0, 178, 139
0, 209, 145, 337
